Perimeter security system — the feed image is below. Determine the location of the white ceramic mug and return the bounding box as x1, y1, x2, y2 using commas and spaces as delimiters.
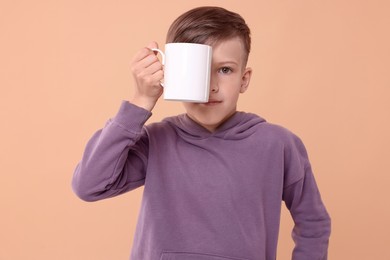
152, 43, 212, 103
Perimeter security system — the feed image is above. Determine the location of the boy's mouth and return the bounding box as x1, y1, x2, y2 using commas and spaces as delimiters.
204, 99, 222, 106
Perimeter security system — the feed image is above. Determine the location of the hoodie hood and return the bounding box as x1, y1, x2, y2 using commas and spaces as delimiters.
163, 112, 266, 140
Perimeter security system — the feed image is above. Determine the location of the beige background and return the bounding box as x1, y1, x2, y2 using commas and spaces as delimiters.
1, 0, 389, 259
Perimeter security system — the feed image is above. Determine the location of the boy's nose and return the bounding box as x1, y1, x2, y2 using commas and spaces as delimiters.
210, 77, 219, 93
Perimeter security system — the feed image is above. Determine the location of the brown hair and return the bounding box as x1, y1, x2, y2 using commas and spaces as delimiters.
166, 6, 251, 64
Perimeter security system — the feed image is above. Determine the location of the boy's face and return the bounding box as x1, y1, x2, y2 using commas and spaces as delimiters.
183, 37, 252, 132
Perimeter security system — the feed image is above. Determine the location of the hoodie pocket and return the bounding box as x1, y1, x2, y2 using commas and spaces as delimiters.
160, 252, 250, 260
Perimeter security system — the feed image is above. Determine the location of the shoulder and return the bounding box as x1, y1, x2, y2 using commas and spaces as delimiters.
263, 122, 310, 172
249, 115, 302, 144
247, 115, 308, 157
255, 120, 312, 185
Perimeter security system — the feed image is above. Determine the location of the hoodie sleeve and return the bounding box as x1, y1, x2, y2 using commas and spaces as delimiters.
72, 101, 152, 202
282, 133, 331, 260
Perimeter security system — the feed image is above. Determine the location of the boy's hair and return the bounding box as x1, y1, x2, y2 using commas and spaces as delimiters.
166, 6, 251, 65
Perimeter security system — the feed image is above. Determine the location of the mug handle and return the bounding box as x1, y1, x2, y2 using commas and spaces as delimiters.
151, 48, 165, 65
151, 48, 165, 87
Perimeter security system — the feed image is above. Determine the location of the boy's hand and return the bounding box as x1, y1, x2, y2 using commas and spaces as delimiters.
130, 42, 164, 111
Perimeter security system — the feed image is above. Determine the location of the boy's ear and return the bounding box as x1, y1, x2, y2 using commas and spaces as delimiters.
240, 67, 252, 93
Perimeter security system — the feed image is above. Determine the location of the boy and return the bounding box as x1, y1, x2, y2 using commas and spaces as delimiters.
72, 6, 331, 260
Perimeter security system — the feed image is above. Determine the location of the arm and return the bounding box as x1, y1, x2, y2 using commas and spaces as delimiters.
72, 101, 152, 201
282, 135, 331, 259
72, 42, 164, 201
283, 167, 331, 259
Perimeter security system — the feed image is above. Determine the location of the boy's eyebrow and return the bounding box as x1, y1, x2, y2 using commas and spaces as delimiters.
214, 60, 239, 66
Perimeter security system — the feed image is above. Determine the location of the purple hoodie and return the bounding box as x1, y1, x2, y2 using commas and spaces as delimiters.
72, 101, 331, 260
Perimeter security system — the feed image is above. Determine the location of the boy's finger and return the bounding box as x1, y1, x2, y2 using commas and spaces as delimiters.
132, 47, 153, 63
144, 59, 163, 75
137, 53, 160, 70
132, 42, 159, 63
147, 41, 158, 50
147, 41, 161, 57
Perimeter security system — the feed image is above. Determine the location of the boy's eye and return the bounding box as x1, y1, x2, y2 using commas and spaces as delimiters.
218, 67, 232, 74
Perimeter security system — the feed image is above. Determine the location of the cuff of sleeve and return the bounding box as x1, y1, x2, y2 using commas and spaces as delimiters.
112, 101, 152, 132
